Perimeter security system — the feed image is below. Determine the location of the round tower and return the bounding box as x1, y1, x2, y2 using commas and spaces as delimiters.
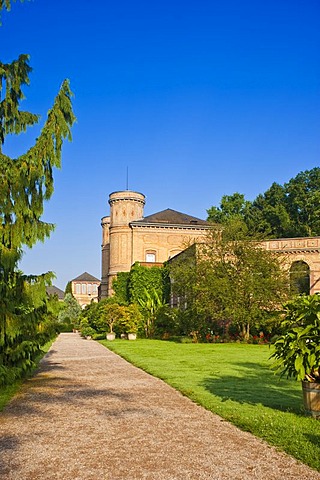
100, 215, 111, 299
107, 191, 145, 295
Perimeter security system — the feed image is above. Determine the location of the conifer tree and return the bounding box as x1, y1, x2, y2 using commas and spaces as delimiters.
0, 5, 76, 376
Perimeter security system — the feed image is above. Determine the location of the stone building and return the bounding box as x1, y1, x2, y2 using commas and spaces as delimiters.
100, 190, 210, 297
71, 272, 101, 307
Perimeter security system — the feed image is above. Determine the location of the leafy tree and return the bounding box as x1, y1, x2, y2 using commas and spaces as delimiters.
246, 183, 292, 238
118, 303, 143, 335
170, 223, 290, 341
285, 167, 320, 237
99, 302, 125, 334
207, 168, 320, 239
207, 193, 250, 224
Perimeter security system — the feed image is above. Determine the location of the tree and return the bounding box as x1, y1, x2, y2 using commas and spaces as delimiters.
0, 7, 75, 380
207, 168, 320, 239
245, 183, 292, 238
285, 167, 320, 237
207, 193, 250, 225
99, 302, 125, 334
169, 223, 290, 341
58, 293, 82, 327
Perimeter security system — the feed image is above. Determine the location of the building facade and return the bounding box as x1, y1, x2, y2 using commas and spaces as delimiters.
100, 190, 210, 297
71, 272, 101, 307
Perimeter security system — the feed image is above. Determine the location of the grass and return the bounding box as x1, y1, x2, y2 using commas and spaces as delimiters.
100, 339, 320, 472
0, 339, 55, 412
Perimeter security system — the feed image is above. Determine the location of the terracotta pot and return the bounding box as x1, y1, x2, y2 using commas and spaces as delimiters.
302, 381, 320, 419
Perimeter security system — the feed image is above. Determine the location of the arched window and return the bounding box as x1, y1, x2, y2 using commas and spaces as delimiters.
290, 261, 310, 295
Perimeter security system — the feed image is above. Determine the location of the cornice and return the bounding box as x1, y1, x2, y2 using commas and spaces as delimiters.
130, 222, 210, 231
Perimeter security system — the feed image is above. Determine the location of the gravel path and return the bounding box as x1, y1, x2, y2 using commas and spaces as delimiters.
0, 333, 319, 480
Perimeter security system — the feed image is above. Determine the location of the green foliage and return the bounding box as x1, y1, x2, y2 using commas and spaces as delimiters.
0, 274, 59, 385
99, 302, 125, 334
285, 168, 320, 237
79, 318, 96, 338
271, 295, 320, 382
138, 288, 168, 338
118, 304, 143, 334
169, 222, 289, 340
128, 262, 170, 304
112, 263, 171, 337
0, 35, 75, 383
207, 168, 320, 238
80, 299, 144, 338
64, 281, 73, 296
58, 293, 82, 327
112, 271, 130, 304
207, 193, 251, 225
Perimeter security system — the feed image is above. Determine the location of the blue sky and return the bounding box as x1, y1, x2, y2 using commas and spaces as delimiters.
1, 0, 319, 290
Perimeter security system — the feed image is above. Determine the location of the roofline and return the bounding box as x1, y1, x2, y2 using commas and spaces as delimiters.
130, 221, 210, 229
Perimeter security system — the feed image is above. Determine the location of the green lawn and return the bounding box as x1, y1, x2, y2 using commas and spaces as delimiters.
101, 339, 320, 472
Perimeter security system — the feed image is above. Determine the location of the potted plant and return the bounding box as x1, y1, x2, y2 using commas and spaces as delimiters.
270, 294, 320, 418
120, 304, 142, 340
101, 303, 124, 340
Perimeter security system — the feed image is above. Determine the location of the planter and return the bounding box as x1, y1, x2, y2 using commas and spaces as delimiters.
106, 332, 116, 341
127, 333, 137, 340
302, 381, 320, 419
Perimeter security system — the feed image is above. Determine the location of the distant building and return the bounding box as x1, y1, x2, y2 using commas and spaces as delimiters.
101, 190, 210, 297
71, 272, 100, 307
46, 285, 65, 301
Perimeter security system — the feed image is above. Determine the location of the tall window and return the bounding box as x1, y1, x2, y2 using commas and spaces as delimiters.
76, 283, 81, 294
87, 284, 92, 294
81, 283, 86, 294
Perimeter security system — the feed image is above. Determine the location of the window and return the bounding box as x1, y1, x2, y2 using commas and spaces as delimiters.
81, 283, 86, 294
146, 252, 156, 262
93, 284, 98, 293
87, 284, 92, 294
76, 283, 81, 294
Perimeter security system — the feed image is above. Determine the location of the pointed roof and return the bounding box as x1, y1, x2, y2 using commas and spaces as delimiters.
131, 208, 209, 226
71, 272, 100, 283
46, 285, 65, 300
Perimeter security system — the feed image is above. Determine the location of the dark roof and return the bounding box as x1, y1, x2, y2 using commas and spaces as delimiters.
131, 208, 209, 226
71, 272, 101, 283
46, 285, 65, 300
